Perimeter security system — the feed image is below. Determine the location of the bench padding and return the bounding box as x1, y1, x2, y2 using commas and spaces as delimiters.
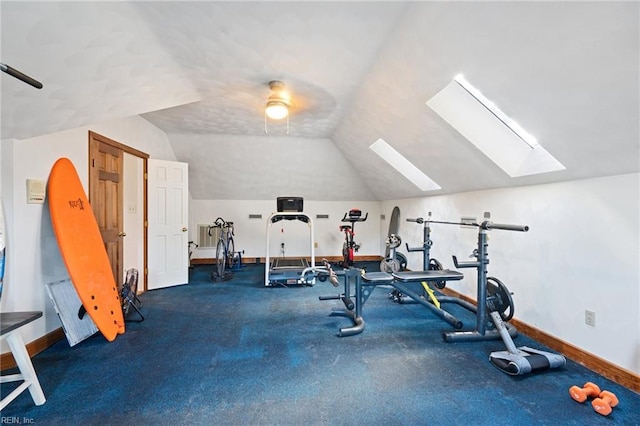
392, 270, 463, 282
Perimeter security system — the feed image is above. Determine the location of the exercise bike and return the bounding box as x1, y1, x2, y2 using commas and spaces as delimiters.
339, 209, 368, 267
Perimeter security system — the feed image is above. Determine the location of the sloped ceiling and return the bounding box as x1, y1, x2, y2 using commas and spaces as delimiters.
1, 1, 638, 201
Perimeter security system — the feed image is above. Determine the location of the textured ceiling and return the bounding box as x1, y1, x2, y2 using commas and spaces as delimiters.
1, 1, 638, 201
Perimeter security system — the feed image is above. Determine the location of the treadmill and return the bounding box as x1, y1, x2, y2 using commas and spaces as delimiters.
265, 197, 316, 287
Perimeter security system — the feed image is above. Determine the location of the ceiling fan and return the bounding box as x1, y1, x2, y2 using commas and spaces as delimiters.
264, 80, 291, 134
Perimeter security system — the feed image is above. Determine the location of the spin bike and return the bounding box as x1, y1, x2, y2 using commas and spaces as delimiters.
339, 209, 368, 267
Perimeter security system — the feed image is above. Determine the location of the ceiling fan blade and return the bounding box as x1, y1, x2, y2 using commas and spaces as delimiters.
0, 62, 43, 89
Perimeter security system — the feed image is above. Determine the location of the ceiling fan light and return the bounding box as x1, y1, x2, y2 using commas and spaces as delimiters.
265, 101, 289, 120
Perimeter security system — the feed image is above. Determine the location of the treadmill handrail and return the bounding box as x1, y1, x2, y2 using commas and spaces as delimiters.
265, 211, 315, 286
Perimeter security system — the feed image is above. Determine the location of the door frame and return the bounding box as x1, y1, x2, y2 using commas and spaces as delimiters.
88, 131, 149, 291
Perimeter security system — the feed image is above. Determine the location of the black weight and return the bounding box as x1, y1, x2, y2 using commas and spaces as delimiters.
486, 276, 514, 321
395, 252, 408, 271
428, 258, 446, 289
318, 273, 328, 282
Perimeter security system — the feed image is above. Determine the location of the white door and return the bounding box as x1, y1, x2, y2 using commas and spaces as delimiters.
147, 159, 189, 290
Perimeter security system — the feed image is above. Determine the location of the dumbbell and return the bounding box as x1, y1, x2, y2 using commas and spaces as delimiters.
569, 382, 601, 403
592, 390, 618, 416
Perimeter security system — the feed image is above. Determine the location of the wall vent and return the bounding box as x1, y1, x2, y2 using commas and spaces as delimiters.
316, 214, 329, 219
249, 214, 262, 219
198, 224, 219, 248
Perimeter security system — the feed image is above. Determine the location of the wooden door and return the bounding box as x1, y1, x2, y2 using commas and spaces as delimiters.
147, 159, 189, 289
89, 132, 124, 286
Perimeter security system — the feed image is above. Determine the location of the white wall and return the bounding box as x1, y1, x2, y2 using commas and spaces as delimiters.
0, 116, 176, 354
382, 173, 640, 374
190, 199, 381, 261
123, 153, 144, 290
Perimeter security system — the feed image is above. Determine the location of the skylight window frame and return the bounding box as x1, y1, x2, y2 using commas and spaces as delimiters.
453, 75, 539, 149
369, 138, 441, 192
426, 75, 565, 178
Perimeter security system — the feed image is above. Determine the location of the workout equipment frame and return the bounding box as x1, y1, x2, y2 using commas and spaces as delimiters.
265, 212, 316, 286
443, 215, 526, 342
405, 212, 446, 282
488, 311, 566, 375
320, 267, 465, 337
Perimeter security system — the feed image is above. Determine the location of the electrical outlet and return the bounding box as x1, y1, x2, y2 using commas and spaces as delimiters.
585, 310, 596, 327
314, 242, 318, 248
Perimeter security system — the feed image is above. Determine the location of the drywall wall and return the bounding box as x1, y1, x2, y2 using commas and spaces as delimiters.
123, 153, 144, 288
382, 173, 640, 374
0, 116, 176, 353
190, 199, 381, 261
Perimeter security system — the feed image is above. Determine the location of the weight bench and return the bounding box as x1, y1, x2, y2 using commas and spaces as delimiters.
328, 269, 465, 337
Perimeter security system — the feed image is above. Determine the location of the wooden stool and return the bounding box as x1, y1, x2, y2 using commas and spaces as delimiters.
1, 312, 46, 410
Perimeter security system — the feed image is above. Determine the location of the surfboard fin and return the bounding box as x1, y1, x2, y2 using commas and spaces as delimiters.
78, 305, 87, 320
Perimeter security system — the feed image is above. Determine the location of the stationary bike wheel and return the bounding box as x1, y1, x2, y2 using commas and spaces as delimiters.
226, 237, 236, 269
215, 239, 226, 279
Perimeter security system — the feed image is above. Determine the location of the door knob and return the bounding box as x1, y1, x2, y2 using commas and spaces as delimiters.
118, 232, 127, 237
182, 227, 188, 232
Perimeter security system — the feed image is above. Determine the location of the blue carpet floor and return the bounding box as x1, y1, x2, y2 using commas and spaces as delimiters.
2, 263, 639, 425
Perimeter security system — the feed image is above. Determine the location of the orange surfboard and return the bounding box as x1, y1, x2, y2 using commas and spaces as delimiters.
47, 158, 125, 341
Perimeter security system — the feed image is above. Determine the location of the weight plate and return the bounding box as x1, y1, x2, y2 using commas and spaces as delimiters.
428, 258, 446, 289
380, 258, 401, 273
486, 276, 514, 321
386, 234, 402, 249
428, 258, 443, 270
395, 252, 408, 271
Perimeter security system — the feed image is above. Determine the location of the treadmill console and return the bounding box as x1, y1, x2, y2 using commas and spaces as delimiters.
277, 196, 303, 213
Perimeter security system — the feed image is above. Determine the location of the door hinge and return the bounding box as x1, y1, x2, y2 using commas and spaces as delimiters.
144, 173, 148, 180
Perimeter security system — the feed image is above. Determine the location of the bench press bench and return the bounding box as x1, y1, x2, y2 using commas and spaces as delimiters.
327, 269, 464, 337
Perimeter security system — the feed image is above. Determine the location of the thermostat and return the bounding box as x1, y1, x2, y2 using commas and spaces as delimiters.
27, 179, 46, 204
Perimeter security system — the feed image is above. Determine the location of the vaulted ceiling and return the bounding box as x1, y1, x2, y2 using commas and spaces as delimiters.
2, 1, 638, 201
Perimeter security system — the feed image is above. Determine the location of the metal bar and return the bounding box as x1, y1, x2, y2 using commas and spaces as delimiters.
0, 63, 43, 89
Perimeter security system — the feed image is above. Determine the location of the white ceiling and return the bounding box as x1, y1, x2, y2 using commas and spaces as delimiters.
2, 1, 638, 201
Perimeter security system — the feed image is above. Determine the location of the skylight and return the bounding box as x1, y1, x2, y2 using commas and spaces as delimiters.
369, 138, 441, 191
427, 75, 565, 177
